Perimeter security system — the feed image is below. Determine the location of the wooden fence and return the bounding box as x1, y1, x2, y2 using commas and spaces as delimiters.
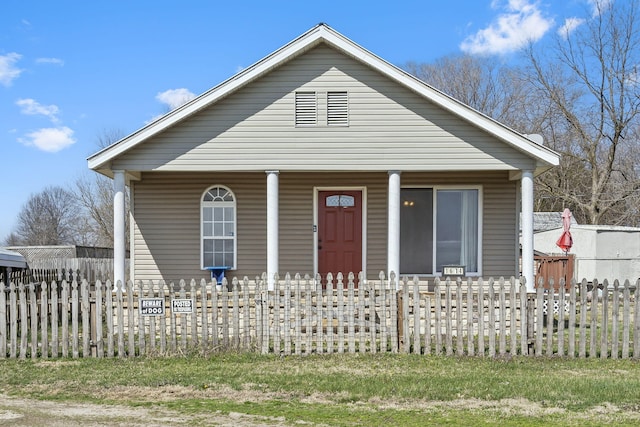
1, 258, 128, 285
1, 272, 639, 359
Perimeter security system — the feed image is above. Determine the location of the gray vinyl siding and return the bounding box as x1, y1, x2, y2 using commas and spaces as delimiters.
112, 44, 535, 173
132, 172, 267, 283
131, 171, 516, 282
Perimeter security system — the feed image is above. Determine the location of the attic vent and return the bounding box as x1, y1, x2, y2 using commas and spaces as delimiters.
295, 91, 317, 126
327, 91, 348, 126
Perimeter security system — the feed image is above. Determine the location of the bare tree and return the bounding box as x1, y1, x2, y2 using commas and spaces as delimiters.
74, 128, 128, 247
406, 1, 640, 226
405, 55, 530, 129
13, 186, 81, 245
3, 232, 23, 246
526, 0, 640, 225
75, 172, 117, 247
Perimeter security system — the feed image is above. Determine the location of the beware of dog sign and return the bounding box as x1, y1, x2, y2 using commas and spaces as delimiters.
140, 298, 165, 316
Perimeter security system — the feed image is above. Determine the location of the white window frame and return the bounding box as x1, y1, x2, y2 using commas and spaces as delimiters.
400, 185, 483, 277
200, 185, 237, 270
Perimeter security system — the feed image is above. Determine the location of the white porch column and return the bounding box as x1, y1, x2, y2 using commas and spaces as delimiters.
388, 170, 401, 289
266, 170, 279, 291
521, 170, 535, 292
113, 170, 126, 291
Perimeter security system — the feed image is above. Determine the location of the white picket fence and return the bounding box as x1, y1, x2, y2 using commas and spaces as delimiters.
1, 272, 639, 359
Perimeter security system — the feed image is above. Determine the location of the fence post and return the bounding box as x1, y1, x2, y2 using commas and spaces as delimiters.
457, 277, 464, 355
487, 278, 495, 358
0, 281, 6, 358
400, 276, 411, 354
397, 279, 405, 353
568, 279, 577, 358
243, 276, 251, 350
40, 282, 49, 359
389, 272, 398, 354
622, 279, 631, 359
317, 274, 325, 354
82, 280, 90, 358
612, 280, 620, 360
445, 279, 453, 356
29, 283, 38, 359
589, 279, 599, 358
467, 278, 474, 357
634, 280, 640, 358
71, 280, 79, 358
105, 280, 114, 358
357, 272, 366, 353
337, 273, 345, 354
413, 276, 421, 355
95, 280, 103, 358
434, 278, 442, 355
159, 280, 167, 354
579, 279, 588, 358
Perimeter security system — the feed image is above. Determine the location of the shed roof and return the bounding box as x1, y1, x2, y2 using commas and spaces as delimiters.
88, 23, 559, 176
0, 248, 27, 269
532, 212, 579, 232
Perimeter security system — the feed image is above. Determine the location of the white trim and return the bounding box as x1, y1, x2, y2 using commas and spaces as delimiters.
266, 171, 279, 290
113, 170, 126, 290
400, 184, 483, 277
313, 186, 367, 279
88, 24, 559, 173
515, 181, 522, 280
129, 181, 135, 284
200, 185, 238, 270
388, 171, 401, 285
521, 171, 535, 292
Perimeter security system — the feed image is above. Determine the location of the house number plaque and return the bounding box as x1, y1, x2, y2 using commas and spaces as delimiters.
442, 265, 465, 277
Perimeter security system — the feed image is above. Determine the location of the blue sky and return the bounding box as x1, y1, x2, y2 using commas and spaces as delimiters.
0, 0, 602, 242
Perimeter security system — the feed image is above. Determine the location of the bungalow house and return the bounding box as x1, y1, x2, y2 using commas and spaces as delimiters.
88, 24, 559, 290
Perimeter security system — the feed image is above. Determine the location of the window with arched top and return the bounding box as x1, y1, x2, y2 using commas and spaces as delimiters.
201, 186, 236, 269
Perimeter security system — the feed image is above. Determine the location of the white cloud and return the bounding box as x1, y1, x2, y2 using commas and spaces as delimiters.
156, 88, 196, 109
460, 0, 554, 55
19, 127, 76, 152
588, 0, 613, 17
16, 98, 60, 123
558, 17, 585, 39
0, 52, 23, 86
36, 57, 65, 66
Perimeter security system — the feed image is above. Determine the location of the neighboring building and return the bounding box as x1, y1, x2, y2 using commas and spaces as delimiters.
534, 225, 640, 282
88, 24, 559, 289
5, 245, 116, 263
526, 211, 579, 233
0, 247, 27, 283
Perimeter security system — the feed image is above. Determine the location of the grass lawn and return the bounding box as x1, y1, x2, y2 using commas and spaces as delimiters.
1, 354, 639, 426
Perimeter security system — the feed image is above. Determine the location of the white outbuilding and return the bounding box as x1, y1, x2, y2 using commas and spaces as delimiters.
534, 225, 640, 283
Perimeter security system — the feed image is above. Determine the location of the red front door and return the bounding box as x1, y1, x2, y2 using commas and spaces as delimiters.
318, 190, 363, 284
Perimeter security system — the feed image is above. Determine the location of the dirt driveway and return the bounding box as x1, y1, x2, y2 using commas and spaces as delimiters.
0, 393, 289, 427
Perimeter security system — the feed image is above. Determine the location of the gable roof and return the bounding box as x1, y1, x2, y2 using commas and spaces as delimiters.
88, 23, 559, 175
